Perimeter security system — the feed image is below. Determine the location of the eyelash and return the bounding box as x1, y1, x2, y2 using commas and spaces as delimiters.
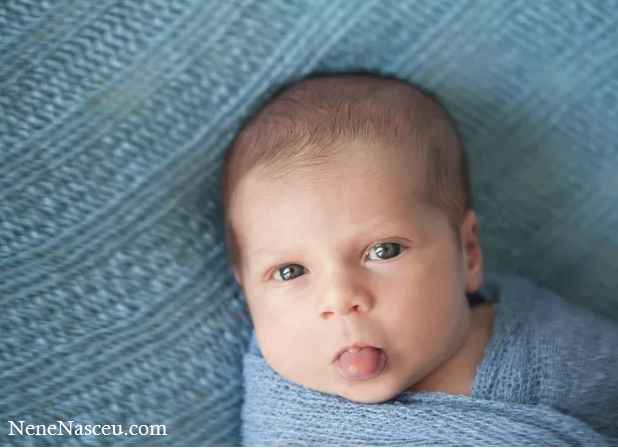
269, 241, 407, 282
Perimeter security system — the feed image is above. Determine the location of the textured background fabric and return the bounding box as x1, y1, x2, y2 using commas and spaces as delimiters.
1, 0, 617, 446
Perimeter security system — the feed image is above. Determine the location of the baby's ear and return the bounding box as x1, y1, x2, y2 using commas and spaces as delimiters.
460, 210, 483, 293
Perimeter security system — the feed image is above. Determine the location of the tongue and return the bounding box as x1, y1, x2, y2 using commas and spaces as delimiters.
337, 347, 381, 379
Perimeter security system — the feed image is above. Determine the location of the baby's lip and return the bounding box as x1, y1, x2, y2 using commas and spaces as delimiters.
333, 345, 387, 381
332, 343, 379, 364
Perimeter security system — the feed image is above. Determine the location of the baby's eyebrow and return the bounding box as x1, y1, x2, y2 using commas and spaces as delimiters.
245, 217, 421, 268
246, 248, 296, 266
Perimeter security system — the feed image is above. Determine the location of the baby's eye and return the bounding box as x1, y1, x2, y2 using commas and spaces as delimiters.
273, 264, 305, 281
366, 242, 405, 261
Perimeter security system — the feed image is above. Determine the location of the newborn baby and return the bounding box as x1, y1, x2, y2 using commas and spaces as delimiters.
220, 74, 618, 445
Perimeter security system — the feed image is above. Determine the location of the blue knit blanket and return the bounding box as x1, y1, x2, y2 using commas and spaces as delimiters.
3, 1, 618, 446
242, 274, 618, 446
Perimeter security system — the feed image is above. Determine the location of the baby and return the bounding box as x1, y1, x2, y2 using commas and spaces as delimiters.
220, 73, 618, 445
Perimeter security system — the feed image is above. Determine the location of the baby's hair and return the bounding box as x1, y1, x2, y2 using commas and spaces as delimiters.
220, 71, 473, 267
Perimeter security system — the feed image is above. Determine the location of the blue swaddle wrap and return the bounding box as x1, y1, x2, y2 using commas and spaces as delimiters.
242, 273, 618, 446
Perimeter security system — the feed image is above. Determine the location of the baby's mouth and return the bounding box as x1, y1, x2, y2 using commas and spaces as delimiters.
333, 346, 387, 381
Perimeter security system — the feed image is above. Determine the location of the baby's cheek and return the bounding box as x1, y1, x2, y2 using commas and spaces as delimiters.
256, 306, 323, 381
381, 270, 464, 355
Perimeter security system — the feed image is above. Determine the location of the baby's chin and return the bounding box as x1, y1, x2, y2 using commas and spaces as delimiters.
336, 387, 404, 404
332, 382, 409, 404
317, 375, 413, 404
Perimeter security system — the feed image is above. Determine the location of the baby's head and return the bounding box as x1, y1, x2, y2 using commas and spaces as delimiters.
220, 73, 484, 403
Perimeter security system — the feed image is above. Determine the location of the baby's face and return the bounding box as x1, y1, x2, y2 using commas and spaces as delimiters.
229, 149, 482, 403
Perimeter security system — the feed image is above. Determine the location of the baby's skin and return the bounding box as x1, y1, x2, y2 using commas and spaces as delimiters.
229, 145, 495, 404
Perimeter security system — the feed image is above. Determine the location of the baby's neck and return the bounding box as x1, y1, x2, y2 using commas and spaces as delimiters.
408, 303, 495, 396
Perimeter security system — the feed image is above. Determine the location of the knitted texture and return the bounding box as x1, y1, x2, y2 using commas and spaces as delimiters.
1, 0, 618, 446
242, 273, 618, 446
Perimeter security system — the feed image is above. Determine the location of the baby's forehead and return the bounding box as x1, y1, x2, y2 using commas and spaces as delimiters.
231, 167, 449, 265
231, 151, 424, 225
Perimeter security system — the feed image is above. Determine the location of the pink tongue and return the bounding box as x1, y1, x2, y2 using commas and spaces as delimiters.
338, 347, 381, 377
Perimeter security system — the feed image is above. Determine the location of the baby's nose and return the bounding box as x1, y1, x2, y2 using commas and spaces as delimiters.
319, 274, 374, 319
